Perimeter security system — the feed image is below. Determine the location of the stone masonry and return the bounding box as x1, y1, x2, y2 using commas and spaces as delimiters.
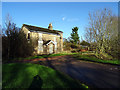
21, 23, 63, 55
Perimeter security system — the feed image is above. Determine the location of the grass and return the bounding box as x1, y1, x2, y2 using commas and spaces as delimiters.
21, 53, 78, 60
3, 63, 88, 89
3, 53, 78, 63
13, 52, 119, 65
73, 54, 120, 65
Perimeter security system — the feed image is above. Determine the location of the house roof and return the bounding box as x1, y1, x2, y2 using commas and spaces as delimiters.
43, 40, 55, 45
22, 24, 63, 34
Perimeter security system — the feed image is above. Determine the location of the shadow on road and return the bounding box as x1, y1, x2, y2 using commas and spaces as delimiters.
36, 55, 120, 88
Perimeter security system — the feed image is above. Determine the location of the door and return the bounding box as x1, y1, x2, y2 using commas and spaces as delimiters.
49, 44, 53, 54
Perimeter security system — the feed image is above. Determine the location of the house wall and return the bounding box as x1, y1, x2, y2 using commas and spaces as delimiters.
42, 33, 62, 53
59, 32, 63, 52
21, 26, 39, 54
22, 26, 63, 55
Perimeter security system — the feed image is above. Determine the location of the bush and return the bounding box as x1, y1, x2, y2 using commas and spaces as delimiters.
71, 49, 81, 53
71, 50, 78, 53
63, 42, 71, 51
80, 40, 90, 46
70, 44, 78, 49
2, 29, 34, 61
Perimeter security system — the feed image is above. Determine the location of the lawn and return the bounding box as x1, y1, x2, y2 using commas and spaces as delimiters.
24, 52, 119, 65
7, 53, 77, 62
73, 54, 120, 65
13, 52, 120, 65
24, 53, 77, 60
3, 63, 88, 89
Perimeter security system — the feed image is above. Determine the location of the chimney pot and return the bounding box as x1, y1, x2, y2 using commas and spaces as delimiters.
48, 23, 53, 30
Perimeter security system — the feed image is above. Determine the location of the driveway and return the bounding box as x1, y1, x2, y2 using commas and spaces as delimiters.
29, 55, 120, 88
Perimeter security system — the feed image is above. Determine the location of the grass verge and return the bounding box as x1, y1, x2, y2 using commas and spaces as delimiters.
73, 54, 120, 65
3, 53, 77, 63
23, 53, 77, 60
3, 63, 88, 89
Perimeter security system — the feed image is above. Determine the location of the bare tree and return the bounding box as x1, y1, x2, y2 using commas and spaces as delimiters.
85, 27, 94, 43
85, 8, 118, 59
4, 14, 12, 59
2, 14, 34, 61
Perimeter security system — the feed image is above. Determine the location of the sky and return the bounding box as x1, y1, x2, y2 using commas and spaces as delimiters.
2, 2, 118, 40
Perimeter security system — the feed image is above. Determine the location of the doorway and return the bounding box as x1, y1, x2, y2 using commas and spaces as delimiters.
49, 44, 54, 54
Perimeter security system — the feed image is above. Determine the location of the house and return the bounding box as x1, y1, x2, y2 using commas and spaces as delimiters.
21, 23, 63, 55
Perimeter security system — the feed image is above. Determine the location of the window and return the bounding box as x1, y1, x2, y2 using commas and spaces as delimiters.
28, 33, 30, 40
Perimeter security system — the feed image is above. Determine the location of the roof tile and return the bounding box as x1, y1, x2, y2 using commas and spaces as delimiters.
22, 24, 63, 34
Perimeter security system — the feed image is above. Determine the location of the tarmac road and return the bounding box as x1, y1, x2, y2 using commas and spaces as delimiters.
27, 55, 120, 88
53, 59, 120, 88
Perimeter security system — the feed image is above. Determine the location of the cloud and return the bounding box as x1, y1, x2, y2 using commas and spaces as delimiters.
67, 18, 79, 22
62, 17, 66, 21
62, 17, 79, 22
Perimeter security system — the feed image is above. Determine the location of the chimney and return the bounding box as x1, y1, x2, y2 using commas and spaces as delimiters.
48, 23, 53, 30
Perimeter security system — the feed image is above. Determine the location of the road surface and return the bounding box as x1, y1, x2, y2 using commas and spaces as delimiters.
31, 55, 120, 88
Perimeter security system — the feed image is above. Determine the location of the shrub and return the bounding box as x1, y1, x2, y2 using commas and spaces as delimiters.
2, 29, 34, 61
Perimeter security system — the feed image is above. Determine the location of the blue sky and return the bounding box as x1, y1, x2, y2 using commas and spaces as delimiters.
2, 2, 118, 40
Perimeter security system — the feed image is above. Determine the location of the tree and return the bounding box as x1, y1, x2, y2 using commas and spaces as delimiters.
3, 14, 14, 59
63, 38, 71, 50
85, 27, 94, 43
70, 27, 79, 44
85, 8, 118, 59
80, 40, 90, 46
106, 16, 119, 58
2, 14, 34, 61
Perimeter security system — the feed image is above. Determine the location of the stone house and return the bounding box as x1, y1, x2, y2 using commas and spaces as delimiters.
21, 23, 63, 54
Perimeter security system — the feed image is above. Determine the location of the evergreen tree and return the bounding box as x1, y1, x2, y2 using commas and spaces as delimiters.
70, 27, 79, 44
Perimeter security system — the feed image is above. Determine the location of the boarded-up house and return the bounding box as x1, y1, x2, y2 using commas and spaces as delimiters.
21, 23, 63, 54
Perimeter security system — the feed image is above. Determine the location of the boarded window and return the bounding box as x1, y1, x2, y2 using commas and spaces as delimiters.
39, 33, 42, 41
38, 41, 43, 52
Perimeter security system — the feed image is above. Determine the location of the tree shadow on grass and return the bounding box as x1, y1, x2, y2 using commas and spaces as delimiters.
3, 63, 35, 88
28, 75, 43, 89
